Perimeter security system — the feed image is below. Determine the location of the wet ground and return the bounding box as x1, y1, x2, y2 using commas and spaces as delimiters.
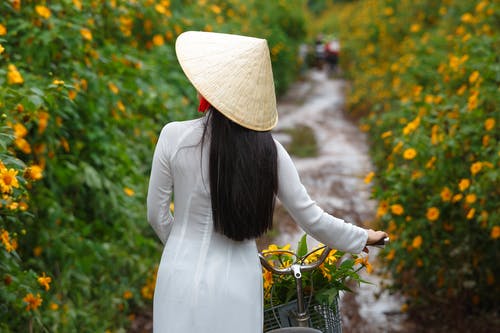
266, 69, 413, 332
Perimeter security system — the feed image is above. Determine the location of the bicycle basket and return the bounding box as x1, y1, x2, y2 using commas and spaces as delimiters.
263, 296, 342, 333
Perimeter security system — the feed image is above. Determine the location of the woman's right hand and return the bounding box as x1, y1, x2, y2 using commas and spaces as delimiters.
363, 229, 388, 253
366, 229, 388, 245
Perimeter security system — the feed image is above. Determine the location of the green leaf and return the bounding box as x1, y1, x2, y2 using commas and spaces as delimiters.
27, 95, 44, 109
297, 233, 308, 257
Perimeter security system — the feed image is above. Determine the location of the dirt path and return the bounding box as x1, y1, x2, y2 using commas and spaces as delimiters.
269, 69, 412, 332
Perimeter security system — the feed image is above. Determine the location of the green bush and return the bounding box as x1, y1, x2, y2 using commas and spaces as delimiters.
315, 0, 499, 316
0, 0, 307, 331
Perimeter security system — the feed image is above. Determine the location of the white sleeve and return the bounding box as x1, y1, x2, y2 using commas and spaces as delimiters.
147, 125, 175, 244
275, 140, 368, 253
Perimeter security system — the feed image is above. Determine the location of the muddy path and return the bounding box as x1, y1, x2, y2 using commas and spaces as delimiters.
262, 69, 412, 333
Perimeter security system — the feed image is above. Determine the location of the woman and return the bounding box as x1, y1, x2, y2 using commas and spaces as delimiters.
147, 31, 387, 333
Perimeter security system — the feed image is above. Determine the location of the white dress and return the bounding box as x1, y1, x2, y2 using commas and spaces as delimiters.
147, 117, 368, 333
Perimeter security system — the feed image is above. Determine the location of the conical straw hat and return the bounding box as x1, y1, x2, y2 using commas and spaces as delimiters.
175, 31, 278, 131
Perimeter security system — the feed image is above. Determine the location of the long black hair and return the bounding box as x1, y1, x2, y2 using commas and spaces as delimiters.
202, 108, 278, 241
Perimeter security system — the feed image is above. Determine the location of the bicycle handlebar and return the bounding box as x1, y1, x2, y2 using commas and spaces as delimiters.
259, 246, 332, 275
259, 237, 389, 275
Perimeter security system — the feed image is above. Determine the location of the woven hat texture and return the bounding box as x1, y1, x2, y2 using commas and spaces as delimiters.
175, 31, 278, 131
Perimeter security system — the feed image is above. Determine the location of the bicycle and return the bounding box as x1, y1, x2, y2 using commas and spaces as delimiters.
259, 237, 389, 333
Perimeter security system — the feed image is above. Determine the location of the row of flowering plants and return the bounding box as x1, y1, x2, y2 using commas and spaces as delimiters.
1, 0, 307, 331
316, 0, 498, 320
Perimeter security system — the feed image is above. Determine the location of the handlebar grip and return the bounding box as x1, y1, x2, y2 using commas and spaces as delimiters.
372, 237, 389, 247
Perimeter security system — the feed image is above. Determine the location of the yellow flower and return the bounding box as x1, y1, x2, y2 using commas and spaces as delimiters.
11, 0, 21, 11
386, 249, 395, 261
403, 117, 420, 135
37, 273, 52, 291
364, 171, 375, 184
0, 168, 19, 193
123, 290, 133, 299
465, 194, 477, 204
403, 148, 417, 160
324, 249, 338, 265
50, 303, 59, 311
484, 118, 495, 131
15, 137, 31, 153
476, 1, 488, 12
210, 4, 222, 14
470, 162, 482, 176
23, 293, 43, 311
108, 82, 119, 94
19, 201, 28, 211
355, 256, 373, 274
0, 23, 6, 36
384, 7, 394, 16
391, 204, 404, 216
80, 28, 92, 41
155, 4, 167, 14
0, 44, 4, 54
412, 235, 423, 248
24, 165, 44, 181
33, 246, 43, 257
319, 264, 332, 281
116, 100, 126, 113
468, 91, 478, 111
466, 208, 476, 220
66, 89, 77, 101
35, 5, 51, 19
38, 111, 50, 134
60, 138, 70, 152
410, 23, 421, 33
469, 71, 480, 84
377, 200, 389, 218
412, 170, 423, 179
1, 229, 15, 252
449, 54, 468, 71
440, 187, 452, 202
459, 179, 470, 191
426, 207, 440, 221
7, 64, 24, 85
381, 131, 392, 139
456, 84, 467, 96
431, 125, 442, 145
425, 156, 436, 169
124, 187, 135, 196
491, 226, 500, 239
452, 194, 463, 202
263, 269, 273, 290
8, 202, 19, 211
52, 79, 64, 85
392, 142, 403, 154
153, 34, 164, 46
13, 123, 27, 138
263, 243, 290, 254
461, 13, 474, 23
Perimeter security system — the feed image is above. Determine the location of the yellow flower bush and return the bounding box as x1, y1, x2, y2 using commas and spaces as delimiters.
314, 0, 498, 316
1, 0, 308, 330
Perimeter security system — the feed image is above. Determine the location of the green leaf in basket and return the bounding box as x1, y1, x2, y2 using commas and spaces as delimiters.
315, 288, 339, 305
297, 233, 308, 258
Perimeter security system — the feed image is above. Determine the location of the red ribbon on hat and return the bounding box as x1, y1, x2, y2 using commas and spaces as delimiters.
198, 95, 211, 113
